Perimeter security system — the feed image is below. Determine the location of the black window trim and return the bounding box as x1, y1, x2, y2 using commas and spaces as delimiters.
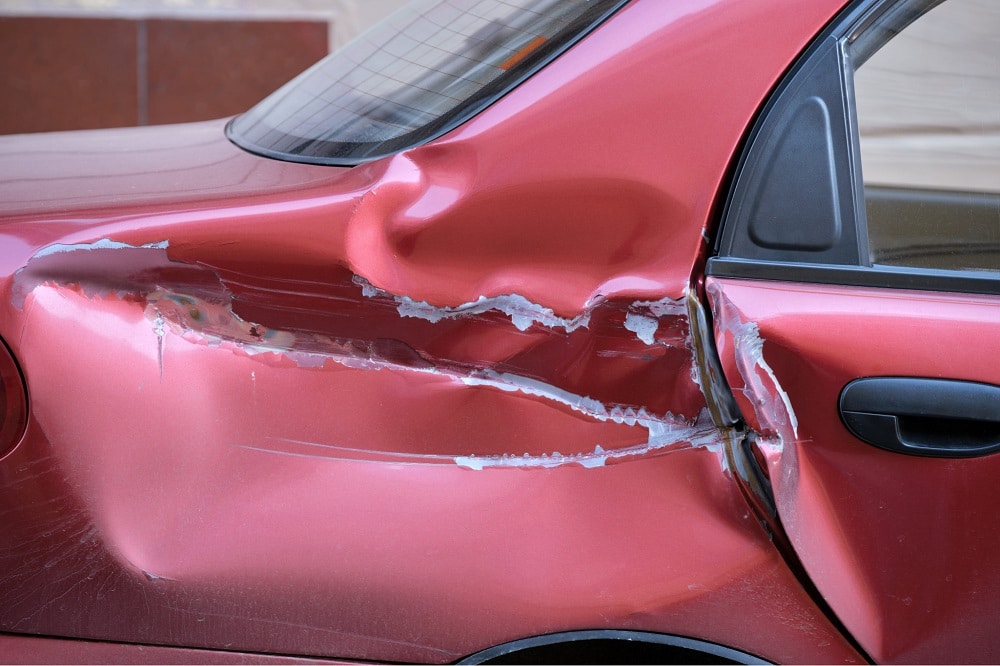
709, 257, 1000, 297
708, 0, 1000, 298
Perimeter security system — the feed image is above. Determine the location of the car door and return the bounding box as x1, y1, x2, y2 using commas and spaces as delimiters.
707, 0, 1000, 662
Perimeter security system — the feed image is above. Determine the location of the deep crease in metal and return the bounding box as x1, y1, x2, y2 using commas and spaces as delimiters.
16, 238, 730, 469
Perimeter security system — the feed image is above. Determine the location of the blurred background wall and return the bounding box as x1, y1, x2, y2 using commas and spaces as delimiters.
0, 0, 407, 134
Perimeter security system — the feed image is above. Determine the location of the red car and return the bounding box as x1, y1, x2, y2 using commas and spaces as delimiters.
1, 0, 998, 662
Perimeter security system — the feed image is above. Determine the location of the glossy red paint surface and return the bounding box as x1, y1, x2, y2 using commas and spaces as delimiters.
0, 634, 350, 664
0, 0, 869, 663
710, 278, 1000, 664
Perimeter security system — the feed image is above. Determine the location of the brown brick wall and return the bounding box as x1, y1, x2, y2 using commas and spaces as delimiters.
0, 16, 328, 134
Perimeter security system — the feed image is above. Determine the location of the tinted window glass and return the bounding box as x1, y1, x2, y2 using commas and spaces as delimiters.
227, 0, 624, 165
852, 0, 1000, 271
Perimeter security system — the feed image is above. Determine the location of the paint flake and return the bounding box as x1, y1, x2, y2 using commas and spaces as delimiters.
624, 313, 659, 345
623, 295, 688, 345
19, 240, 729, 472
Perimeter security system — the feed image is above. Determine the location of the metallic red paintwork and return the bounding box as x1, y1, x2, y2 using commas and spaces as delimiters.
0, 0, 866, 663
0, 634, 349, 665
710, 278, 1000, 664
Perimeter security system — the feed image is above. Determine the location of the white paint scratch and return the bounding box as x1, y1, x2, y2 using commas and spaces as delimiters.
34, 239, 169, 258
153, 308, 165, 380
707, 282, 799, 448
354, 276, 591, 332
732, 320, 799, 438
623, 295, 687, 345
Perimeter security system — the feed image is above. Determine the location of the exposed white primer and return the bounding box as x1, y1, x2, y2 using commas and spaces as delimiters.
461, 370, 609, 419
34, 239, 169, 257
354, 276, 591, 332
731, 320, 799, 438
141, 282, 726, 470
707, 282, 799, 446
153, 309, 165, 380
455, 447, 609, 471
456, 369, 721, 470
623, 296, 687, 345
624, 313, 659, 345
454, 418, 722, 471
635, 296, 687, 318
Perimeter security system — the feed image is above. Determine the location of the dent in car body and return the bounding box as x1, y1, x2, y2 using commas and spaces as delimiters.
707, 277, 1000, 663
0, 0, 862, 662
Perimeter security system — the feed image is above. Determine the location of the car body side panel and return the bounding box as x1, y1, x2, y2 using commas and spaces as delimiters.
0, 634, 352, 665
0, 0, 860, 662
2, 292, 861, 661
709, 277, 1000, 663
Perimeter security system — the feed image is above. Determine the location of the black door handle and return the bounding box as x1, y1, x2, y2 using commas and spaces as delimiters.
839, 377, 1000, 458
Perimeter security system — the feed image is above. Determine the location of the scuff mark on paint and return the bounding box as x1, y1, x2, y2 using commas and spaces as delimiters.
355, 276, 591, 332
733, 321, 798, 439
454, 411, 723, 470
16, 237, 726, 470
14, 238, 707, 420
455, 369, 722, 469
454, 426, 723, 470
153, 309, 165, 380
140, 288, 725, 470
623, 296, 688, 345
707, 281, 798, 447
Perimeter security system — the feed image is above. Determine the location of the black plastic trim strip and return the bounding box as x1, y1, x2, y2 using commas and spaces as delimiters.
707, 257, 1000, 297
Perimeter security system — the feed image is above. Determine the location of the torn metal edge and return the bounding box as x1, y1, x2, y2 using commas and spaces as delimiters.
354, 276, 592, 332
140, 291, 724, 470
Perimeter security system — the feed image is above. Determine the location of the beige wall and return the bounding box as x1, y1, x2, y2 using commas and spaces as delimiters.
853, 0, 998, 192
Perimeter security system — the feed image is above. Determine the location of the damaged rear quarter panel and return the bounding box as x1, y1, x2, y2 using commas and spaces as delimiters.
5, 280, 856, 663
0, 0, 863, 662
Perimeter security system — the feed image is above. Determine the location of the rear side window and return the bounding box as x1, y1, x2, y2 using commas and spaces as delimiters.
227, 0, 626, 166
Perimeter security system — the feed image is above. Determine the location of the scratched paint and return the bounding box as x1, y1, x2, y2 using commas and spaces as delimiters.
8, 234, 727, 473
14, 236, 710, 423
146, 285, 719, 468
706, 280, 798, 447
357, 276, 593, 333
